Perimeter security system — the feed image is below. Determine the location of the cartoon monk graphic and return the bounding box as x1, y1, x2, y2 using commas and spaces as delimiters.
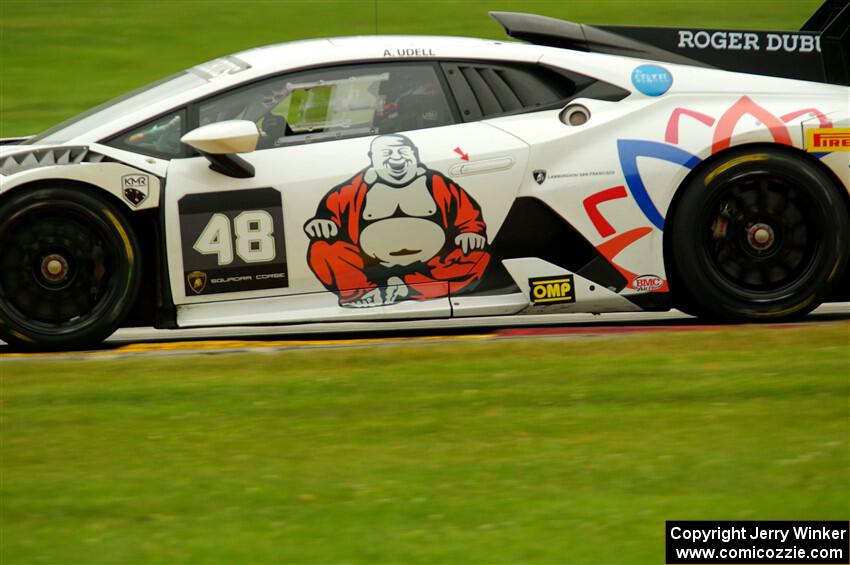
304, 134, 490, 307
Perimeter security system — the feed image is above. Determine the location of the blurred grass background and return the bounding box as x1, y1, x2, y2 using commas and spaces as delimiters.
0, 0, 821, 136
2, 326, 848, 563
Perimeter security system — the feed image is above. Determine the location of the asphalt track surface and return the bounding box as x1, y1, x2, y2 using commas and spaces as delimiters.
1, 302, 847, 360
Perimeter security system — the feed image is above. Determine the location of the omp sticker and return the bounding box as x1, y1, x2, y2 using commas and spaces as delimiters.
528, 275, 575, 305
807, 128, 850, 152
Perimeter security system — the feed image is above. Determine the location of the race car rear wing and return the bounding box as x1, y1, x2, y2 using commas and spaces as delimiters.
490, 0, 850, 85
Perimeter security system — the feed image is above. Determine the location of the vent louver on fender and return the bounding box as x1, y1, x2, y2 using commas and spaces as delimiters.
0, 147, 115, 176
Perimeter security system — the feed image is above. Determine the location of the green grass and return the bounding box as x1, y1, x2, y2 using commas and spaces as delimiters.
1, 325, 848, 563
0, 0, 821, 136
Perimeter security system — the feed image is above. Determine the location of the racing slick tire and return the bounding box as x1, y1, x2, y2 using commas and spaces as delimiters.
670, 148, 849, 322
0, 186, 142, 351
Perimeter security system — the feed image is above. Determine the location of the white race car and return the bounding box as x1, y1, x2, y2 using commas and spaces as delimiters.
1, 4, 848, 350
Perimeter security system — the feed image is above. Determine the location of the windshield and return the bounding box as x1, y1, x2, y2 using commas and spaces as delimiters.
26, 71, 207, 145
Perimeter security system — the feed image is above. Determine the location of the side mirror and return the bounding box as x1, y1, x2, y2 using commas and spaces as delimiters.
181, 120, 259, 154
181, 120, 259, 179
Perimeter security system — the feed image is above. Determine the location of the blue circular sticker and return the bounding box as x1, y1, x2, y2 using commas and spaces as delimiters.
631, 64, 673, 97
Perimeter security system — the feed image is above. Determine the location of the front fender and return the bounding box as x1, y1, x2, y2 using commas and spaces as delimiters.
0, 159, 161, 211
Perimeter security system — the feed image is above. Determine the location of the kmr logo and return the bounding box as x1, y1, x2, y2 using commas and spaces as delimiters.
632, 64, 673, 97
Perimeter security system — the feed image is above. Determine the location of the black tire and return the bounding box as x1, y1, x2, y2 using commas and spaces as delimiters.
670, 148, 849, 322
0, 186, 142, 350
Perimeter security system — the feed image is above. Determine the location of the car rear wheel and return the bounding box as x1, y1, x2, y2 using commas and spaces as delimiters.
0, 186, 141, 350
670, 149, 848, 322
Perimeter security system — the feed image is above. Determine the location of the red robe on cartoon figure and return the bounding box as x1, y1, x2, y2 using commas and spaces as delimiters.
304, 134, 490, 307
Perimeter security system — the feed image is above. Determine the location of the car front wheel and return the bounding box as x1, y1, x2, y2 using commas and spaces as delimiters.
0, 186, 141, 350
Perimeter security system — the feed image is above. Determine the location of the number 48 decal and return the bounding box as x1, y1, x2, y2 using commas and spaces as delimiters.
178, 187, 288, 295
193, 210, 276, 265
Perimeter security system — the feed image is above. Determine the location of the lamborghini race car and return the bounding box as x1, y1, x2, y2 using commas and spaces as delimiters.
1, 2, 849, 350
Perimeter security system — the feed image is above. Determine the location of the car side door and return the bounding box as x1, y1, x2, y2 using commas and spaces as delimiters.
162, 61, 529, 326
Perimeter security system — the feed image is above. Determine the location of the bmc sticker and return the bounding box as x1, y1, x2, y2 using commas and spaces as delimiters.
807, 128, 850, 152
529, 275, 575, 305
178, 187, 288, 296
632, 274, 664, 292
632, 65, 673, 97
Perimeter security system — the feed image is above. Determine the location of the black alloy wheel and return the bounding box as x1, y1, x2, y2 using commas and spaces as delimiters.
0, 187, 141, 350
670, 149, 848, 322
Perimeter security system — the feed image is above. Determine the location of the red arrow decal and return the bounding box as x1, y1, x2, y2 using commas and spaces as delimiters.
781, 108, 832, 128
453, 147, 469, 161
664, 108, 715, 145
583, 185, 628, 237
712, 96, 791, 154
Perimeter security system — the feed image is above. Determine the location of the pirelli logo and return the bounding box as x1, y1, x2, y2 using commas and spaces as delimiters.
807, 128, 850, 152
529, 275, 576, 305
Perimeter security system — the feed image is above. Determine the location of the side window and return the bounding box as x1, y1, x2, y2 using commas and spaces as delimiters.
197, 63, 455, 149
105, 109, 186, 159
440, 62, 628, 121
